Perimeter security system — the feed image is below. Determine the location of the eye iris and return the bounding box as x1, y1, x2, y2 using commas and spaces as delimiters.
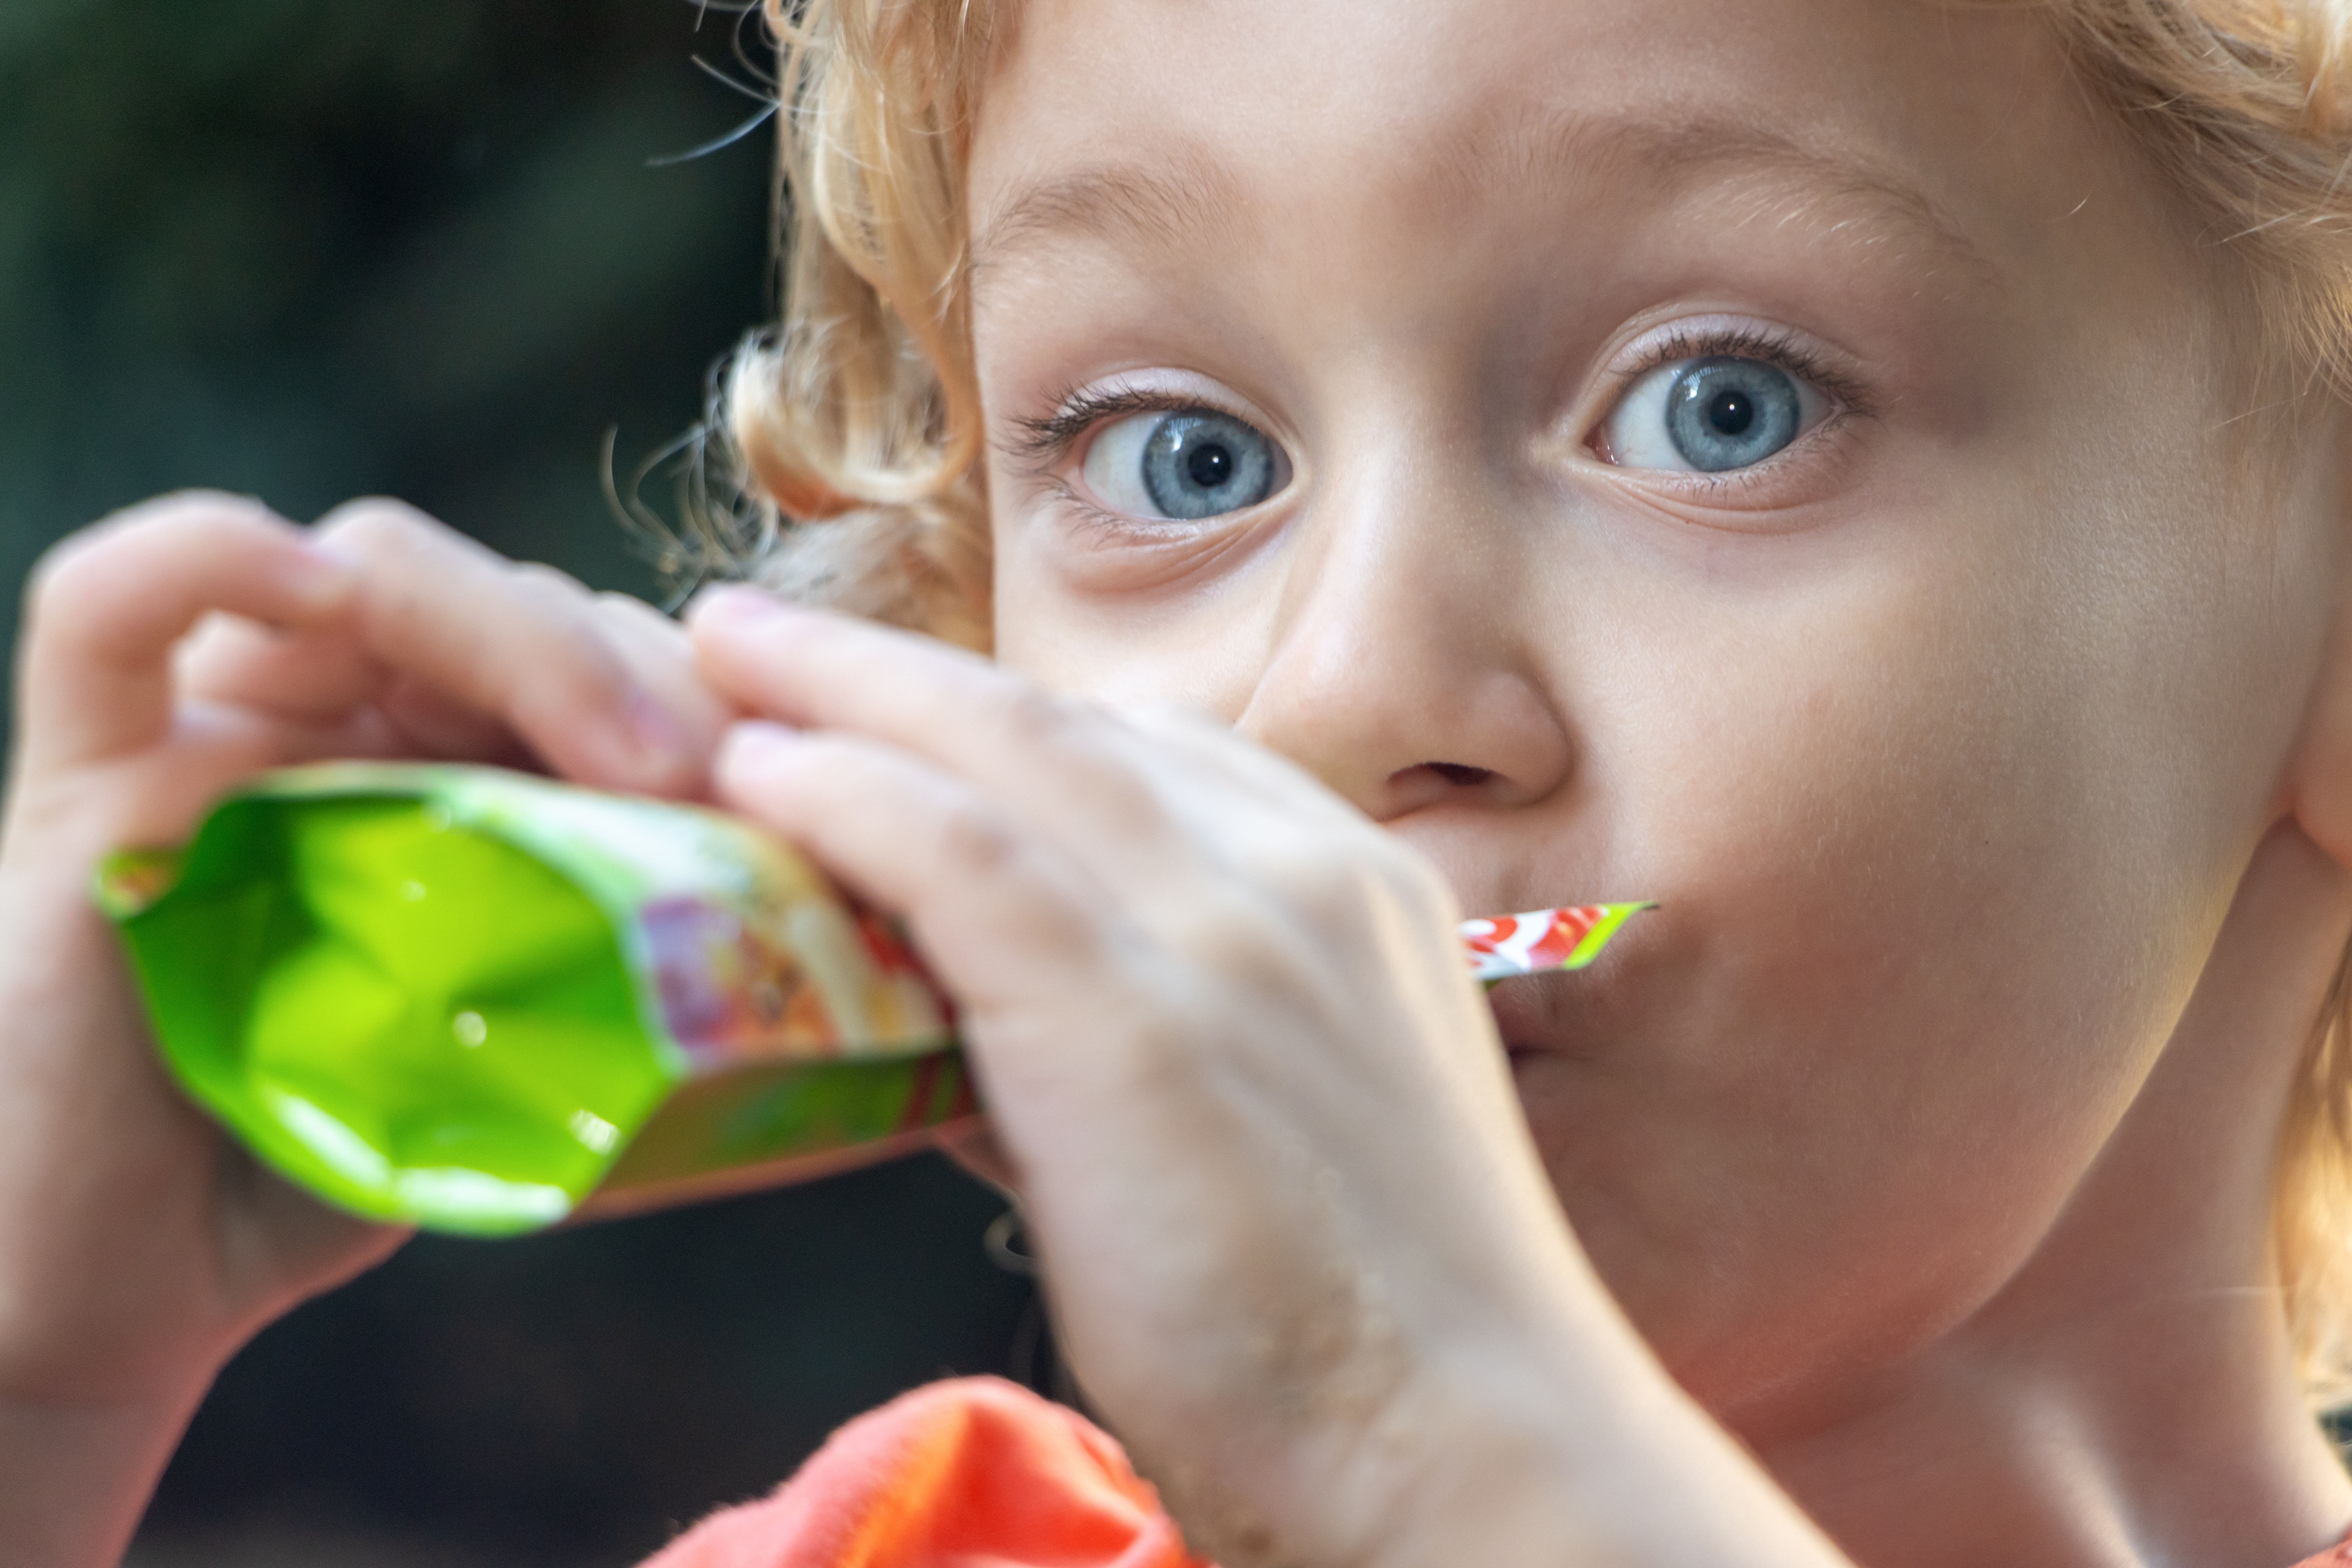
1665, 358, 1799, 472
1141, 412, 1275, 520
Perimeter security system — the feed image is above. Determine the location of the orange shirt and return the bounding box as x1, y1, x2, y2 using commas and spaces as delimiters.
638, 1378, 1206, 1568
639, 1377, 2352, 1568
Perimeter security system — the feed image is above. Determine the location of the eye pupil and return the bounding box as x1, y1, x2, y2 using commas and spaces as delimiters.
1186, 442, 1234, 488
1706, 390, 1754, 437
1663, 358, 1802, 472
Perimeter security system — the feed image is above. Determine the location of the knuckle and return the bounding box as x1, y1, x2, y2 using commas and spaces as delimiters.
90, 489, 271, 538
1105, 1002, 1200, 1102
504, 567, 622, 663
510, 560, 592, 602
595, 588, 668, 623
1159, 884, 1273, 972
934, 797, 1027, 882
996, 683, 1090, 752
595, 590, 684, 641
1278, 848, 1456, 966
596, 593, 689, 657
313, 498, 457, 563
993, 687, 1174, 832
540, 598, 635, 692
1271, 842, 1401, 928
1362, 832, 1453, 912
27, 494, 269, 621
1391, 848, 1455, 912
25, 533, 108, 624
1123, 698, 1224, 745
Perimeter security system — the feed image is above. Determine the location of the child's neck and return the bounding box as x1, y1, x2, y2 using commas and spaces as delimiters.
1761, 1290, 2347, 1568
1751, 824, 2352, 1568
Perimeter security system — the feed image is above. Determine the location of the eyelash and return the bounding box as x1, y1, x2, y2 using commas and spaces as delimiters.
1612, 323, 1869, 416
1002, 324, 1874, 500
1005, 387, 1271, 539
1006, 386, 1190, 472
1580, 323, 1873, 498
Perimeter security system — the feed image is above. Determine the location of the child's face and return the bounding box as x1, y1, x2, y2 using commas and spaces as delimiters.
964, 0, 2349, 1427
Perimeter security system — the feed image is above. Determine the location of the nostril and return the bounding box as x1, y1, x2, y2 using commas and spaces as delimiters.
1426, 762, 1493, 788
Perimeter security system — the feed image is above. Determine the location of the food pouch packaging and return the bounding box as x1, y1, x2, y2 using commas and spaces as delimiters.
1461, 904, 1649, 984
95, 763, 964, 1236
95, 763, 1648, 1237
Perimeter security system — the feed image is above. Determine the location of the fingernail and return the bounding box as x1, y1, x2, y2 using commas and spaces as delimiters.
286, 539, 363, 612
623, 688, 695, 771
719, 719, 804, 774
689, 584, 791, 631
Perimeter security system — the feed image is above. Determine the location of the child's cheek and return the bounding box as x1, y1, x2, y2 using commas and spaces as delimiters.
1520, 428, 2309, 1424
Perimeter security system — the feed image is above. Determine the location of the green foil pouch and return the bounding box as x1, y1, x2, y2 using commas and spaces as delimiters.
95, 763, 966, 1236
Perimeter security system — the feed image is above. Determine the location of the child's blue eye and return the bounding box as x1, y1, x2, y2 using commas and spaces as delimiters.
1600, 356, 1828, 474
1081, 408, 1285, 521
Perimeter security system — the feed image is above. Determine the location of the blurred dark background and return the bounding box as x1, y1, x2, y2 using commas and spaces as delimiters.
0, 3, 1041, 1563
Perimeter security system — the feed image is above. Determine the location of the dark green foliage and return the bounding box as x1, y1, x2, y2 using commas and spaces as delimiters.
0, 0, 775, 651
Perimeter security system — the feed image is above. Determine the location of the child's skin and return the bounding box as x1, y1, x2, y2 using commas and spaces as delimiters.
8, 1, 2352, 1566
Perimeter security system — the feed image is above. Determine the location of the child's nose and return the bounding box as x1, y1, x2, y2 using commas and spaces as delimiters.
1232, 458, 1574, 823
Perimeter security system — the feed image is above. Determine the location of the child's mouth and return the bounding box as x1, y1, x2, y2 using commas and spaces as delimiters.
1491, 986, 1582, 1065
1468, 904, 1651, 1066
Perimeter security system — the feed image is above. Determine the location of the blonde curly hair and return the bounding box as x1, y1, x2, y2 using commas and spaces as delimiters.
703, 0, 2352, 1404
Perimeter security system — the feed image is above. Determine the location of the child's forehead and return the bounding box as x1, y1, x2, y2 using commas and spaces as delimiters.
970, 0, 2103, 280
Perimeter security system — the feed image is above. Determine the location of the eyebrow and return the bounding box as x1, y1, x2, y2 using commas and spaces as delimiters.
969, 146, 1253, 280
1452, 107, 1992, 277
967, 108, 1991, 283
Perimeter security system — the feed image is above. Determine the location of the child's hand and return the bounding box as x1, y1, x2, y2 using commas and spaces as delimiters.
688, 590, 1704, 1567
0, 493, 728, 1567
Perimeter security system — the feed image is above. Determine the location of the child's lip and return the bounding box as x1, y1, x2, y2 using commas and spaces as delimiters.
1487, 977, 1601, 1063
1472, 901, 1652, 1064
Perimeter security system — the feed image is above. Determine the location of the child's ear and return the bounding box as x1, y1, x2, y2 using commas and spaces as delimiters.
2282, 404, 2352, 871
2292, 663, 2352, 873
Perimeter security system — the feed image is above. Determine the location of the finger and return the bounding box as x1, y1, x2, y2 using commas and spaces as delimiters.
587, 592, 738, 794
1122, 700, 1318, 801
709, 720, 1119, 1021
177, 616, 387, 721
689, 587, 1013, 739
5, 699, 405, 857
179, 521, 732, 786
370, 674, 542, 768
317, 501, 711, 796
592, 589, 693, 662
17, 494, 360, 771
1118, 700, 1379, 843
689, 589, 1172, 842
